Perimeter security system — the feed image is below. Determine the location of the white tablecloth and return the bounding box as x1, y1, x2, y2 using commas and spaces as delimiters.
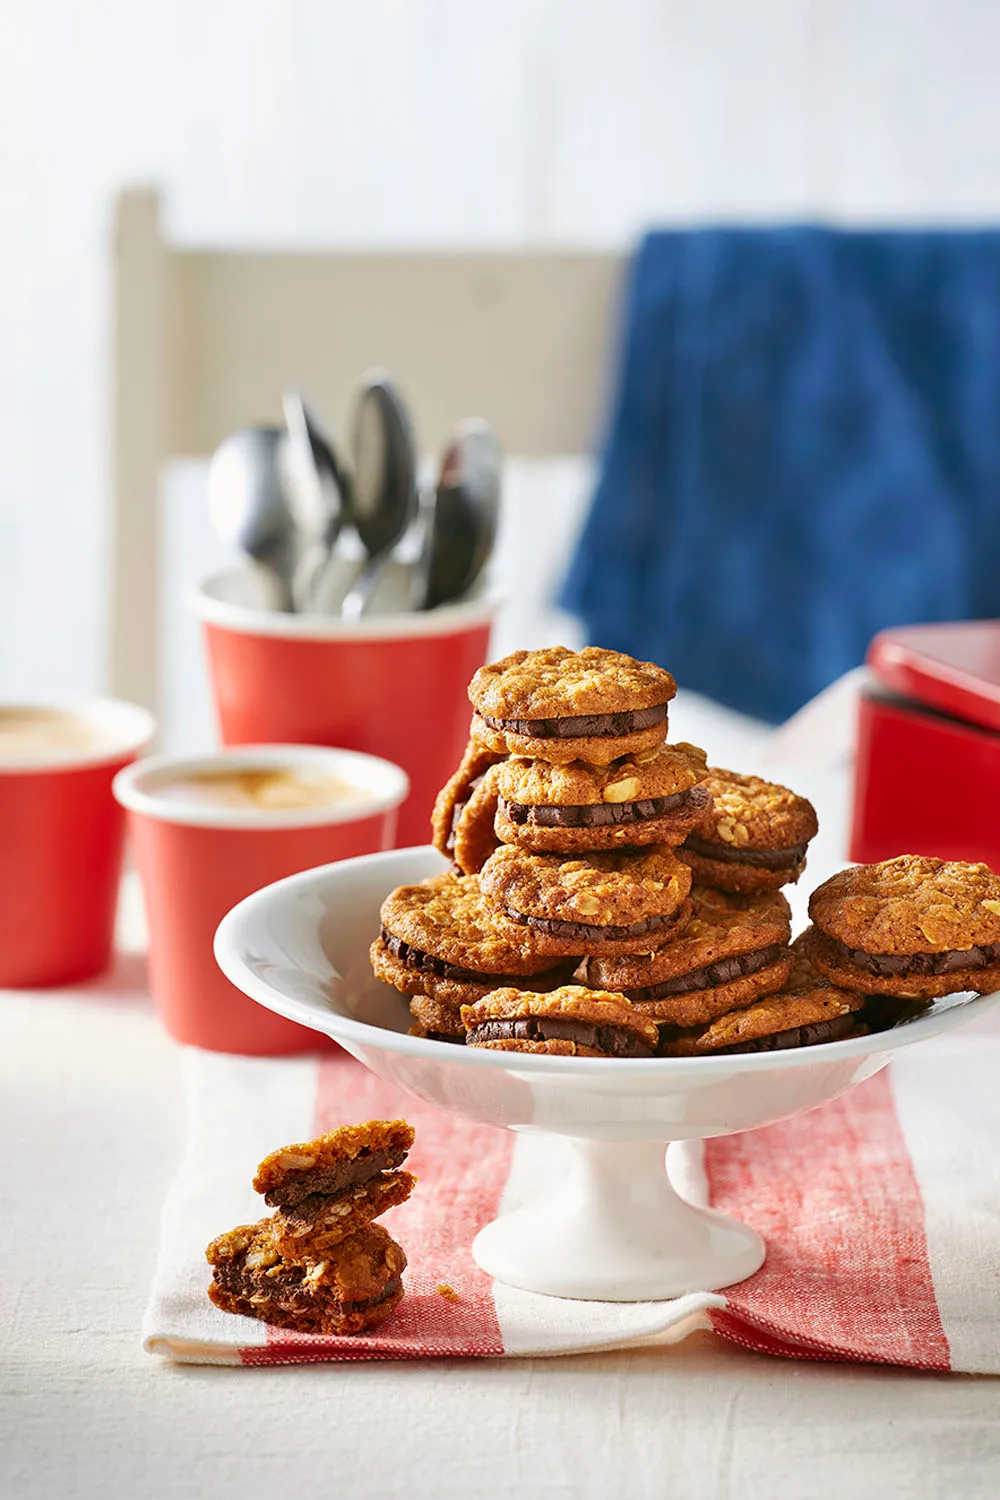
2, 901, 999, 1499
3, 692, 1000, 1498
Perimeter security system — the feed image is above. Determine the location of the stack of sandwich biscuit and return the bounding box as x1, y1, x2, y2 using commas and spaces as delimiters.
206, 1120, 414, 1335
371, 645, 999, 1058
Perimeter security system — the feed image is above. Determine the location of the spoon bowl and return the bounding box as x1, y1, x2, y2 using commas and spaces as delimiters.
207, 428, 298, 611
418, 419, 502, 610
341, 374, 418, 621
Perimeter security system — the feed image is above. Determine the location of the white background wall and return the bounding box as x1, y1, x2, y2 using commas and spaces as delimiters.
3, 0, 1000, 725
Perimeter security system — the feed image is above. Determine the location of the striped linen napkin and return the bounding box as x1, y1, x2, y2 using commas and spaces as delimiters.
144, 1025, 1000, 1371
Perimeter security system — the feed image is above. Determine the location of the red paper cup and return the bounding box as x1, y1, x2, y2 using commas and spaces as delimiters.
0, 699, 155, 987
193, 565, 498, 849
113, 744, 408, 1054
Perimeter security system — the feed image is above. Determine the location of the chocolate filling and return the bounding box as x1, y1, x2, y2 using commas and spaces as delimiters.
711, 1014, 862, 1054
825, 933, 1000, 979
214, 1259, 402, 1315
263, 1150, 394, 1209
480, 704, 667, 740
625, 944, 786, 1002
420, 1029, 467, 1045
503, 903, 685, 944
381, 927, 499, 985
468, 1015, 653, 1058
500, 784, 710, 830
657, 1011, 862, 1056
683, 836, 808, 870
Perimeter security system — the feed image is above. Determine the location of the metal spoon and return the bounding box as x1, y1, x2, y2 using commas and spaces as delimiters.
417, 419, 502, 610
207, 427, 299, 611
281, 391, 351, 611
340, 373, 418, 621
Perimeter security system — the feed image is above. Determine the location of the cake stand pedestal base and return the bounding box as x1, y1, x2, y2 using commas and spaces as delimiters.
472, 1136, 765, 1302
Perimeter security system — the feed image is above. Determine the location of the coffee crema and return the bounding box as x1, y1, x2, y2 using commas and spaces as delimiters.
153, 767, 367, 812
0, 707, 117, 764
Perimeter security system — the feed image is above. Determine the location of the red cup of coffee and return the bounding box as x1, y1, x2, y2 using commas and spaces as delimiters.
193, 565, 498, 849
0, 699, 155, 987
113, 744, 408, 1053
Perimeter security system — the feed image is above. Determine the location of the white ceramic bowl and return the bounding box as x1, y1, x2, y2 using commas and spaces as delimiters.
215, 846, 999, 1302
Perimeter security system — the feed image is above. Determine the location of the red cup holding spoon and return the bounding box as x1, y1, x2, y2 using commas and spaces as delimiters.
193, 565, 497, 849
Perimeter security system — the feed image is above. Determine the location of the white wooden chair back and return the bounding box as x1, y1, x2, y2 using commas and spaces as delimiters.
110, 187, 621, 710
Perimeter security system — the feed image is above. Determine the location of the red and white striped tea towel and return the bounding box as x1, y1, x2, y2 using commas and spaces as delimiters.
144, 1020, 1000, 1371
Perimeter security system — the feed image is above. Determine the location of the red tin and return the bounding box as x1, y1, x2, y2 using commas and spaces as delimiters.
850, 622, 1000, 868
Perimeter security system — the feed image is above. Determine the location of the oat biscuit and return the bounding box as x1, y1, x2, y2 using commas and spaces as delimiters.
403, 963, 577, 1033
372, 933, 573, 1012
207, 1220, 406, 1336
469, 646, 674, 765
431, 741, 505, 873
803, 855, 1000, 998
479, 843, 693, 956
373, 872, 567, 1013
407, 992, 468, 1041
271, 1171, 417, 1259
680, 768, 818, 893
494, 743, 710, 853
253, 1119, 414, 1208
462, 985, 659, 1058
576, 886, 793, 1026
657, 952, 867, 1056
378, 872, 563, 976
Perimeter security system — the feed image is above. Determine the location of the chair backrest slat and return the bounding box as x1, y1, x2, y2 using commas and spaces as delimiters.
110, 186, 622, 711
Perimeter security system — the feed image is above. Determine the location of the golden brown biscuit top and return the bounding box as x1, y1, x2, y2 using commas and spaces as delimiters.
577, 886, 792, 988
468, 646, 675, 720
495, 742, 707, 807
379, 872, 550, 973
207, 1218, 406, 1300
691, 983, 864, 1051
695, 768, 818, 852
461, 985, 659, 1048
252, 1119, 414, 1198
479, 844, 692, 926
808, 855, 1000, 953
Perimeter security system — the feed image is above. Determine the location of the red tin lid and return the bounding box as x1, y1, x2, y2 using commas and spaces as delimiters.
867, 621, 1000, 734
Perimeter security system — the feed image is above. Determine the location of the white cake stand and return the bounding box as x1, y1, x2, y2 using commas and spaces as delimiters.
215, 846, 997, 1302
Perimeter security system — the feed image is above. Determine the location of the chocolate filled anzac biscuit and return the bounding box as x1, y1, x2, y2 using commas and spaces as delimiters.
371, 933, 573, 1012
461, 985, 659, 1058
271, 1172, 417, 1260
253, 1119, 414, 1209
657, 951, 867, 1056
799, 924, 1000, 1000
468, 646, 675, 765
680, 768, 818, 894
493, 743, 710, 853
207, 1220, 407, 1336
805, 855, 1000, 999
479, 843, 693, 957
576, 886, 793, 1027
408, 991, 466, 1040
658, 1011, 867, 1057
377, 872, 564, 981
430, 741, 505, 874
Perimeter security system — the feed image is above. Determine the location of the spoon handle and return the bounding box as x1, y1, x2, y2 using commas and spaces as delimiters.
339, 553, 391, 622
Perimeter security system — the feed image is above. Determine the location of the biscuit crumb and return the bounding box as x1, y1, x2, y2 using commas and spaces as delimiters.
437, 1283, 460, 1302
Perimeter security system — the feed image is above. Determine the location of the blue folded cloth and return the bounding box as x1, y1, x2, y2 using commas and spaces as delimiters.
559, 227, 1000, 723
